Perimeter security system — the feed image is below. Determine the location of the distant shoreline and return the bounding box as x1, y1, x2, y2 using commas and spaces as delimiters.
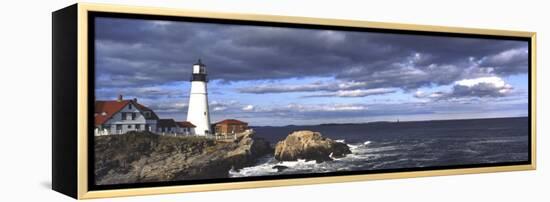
250, 116, 528, 128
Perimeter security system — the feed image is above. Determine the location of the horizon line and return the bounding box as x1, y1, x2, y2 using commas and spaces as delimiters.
249, 115, 529, 128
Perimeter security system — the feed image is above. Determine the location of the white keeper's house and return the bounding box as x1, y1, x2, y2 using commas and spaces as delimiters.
94, 95, 159, 135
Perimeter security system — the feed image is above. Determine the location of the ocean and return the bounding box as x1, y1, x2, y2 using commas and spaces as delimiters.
229, 117, 529, 177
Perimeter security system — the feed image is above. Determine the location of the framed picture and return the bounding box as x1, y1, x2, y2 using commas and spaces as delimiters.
52, 3, 536, 199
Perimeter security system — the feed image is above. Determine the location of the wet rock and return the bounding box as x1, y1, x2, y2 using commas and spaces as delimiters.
274, 130, 351, 162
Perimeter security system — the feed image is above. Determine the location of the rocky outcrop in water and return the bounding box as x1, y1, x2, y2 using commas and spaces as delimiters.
94, 131, 272, 185
274, 130, 351, 162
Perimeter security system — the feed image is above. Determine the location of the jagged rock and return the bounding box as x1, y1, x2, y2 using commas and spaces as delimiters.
274, 130, 351, 162
94, 131, 272, 185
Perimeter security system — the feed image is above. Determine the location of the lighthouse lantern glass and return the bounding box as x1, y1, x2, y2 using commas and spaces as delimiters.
192, 65, 200, 74
192, 64, 206, 74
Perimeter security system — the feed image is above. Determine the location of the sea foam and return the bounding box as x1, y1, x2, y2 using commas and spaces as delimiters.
230, 139, 378, 177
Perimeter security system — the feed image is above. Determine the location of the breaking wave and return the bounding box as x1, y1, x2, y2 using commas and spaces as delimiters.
229, 140, 378, 178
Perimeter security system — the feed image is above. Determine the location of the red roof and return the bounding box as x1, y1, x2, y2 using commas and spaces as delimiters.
215, 119, 248, 125
95, 100, 129, 126
94, 100, 158, 126
177, 121, 196, 128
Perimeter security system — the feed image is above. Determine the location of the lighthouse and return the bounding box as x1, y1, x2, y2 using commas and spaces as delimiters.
186, 59, 212, 136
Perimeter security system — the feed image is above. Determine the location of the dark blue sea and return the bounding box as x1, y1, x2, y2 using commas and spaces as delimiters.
229, 117, 529, 177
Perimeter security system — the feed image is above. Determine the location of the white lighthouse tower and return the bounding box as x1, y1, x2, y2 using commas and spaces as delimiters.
186, 59, 211, 136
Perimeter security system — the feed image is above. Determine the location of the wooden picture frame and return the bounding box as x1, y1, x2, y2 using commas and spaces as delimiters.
52, 3, 536, 199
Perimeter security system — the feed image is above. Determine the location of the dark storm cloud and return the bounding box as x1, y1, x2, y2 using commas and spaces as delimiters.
95, 85, 187, 100
478, 47, 529, 75
449, 82, 512, 98
95, 17, 528, 92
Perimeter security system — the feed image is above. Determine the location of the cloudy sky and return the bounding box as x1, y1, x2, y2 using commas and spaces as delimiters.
94, 17, 529, 126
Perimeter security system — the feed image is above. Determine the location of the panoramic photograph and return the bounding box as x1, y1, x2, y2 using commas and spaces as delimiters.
92, 16, 530, 186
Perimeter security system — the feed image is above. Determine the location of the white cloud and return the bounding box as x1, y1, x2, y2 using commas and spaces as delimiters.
173, 102, 188, 108
212, 106, 227, 111
238, 81, 333, 94
304, 88, 397, 97
324, 105, 367, 111
416, 76, 514, 101
148, 102, 188, 113
414, 90, 444, 99
285, 103, 367, 112
337, 81, 368, 89
317, 30, 346, 44
150, 20, 172, 26
242, 105, 255, 111
210, 100, 241, 112
454, 76, 509, 88
238, 80, 397, 98
428, 92, 445, 98
414, 90, 426, 98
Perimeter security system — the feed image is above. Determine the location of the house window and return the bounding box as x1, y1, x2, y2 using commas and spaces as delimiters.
128, 125, 132, 129
116, 124, 122, 130
121, 112, 127, 120
131, 113, 136, 120
135, 124, 140, 130
129, 104, 132, 109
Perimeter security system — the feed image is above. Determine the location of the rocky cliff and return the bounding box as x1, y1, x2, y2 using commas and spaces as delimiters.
94, 131, 272, 185
274, 130, 351, 162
